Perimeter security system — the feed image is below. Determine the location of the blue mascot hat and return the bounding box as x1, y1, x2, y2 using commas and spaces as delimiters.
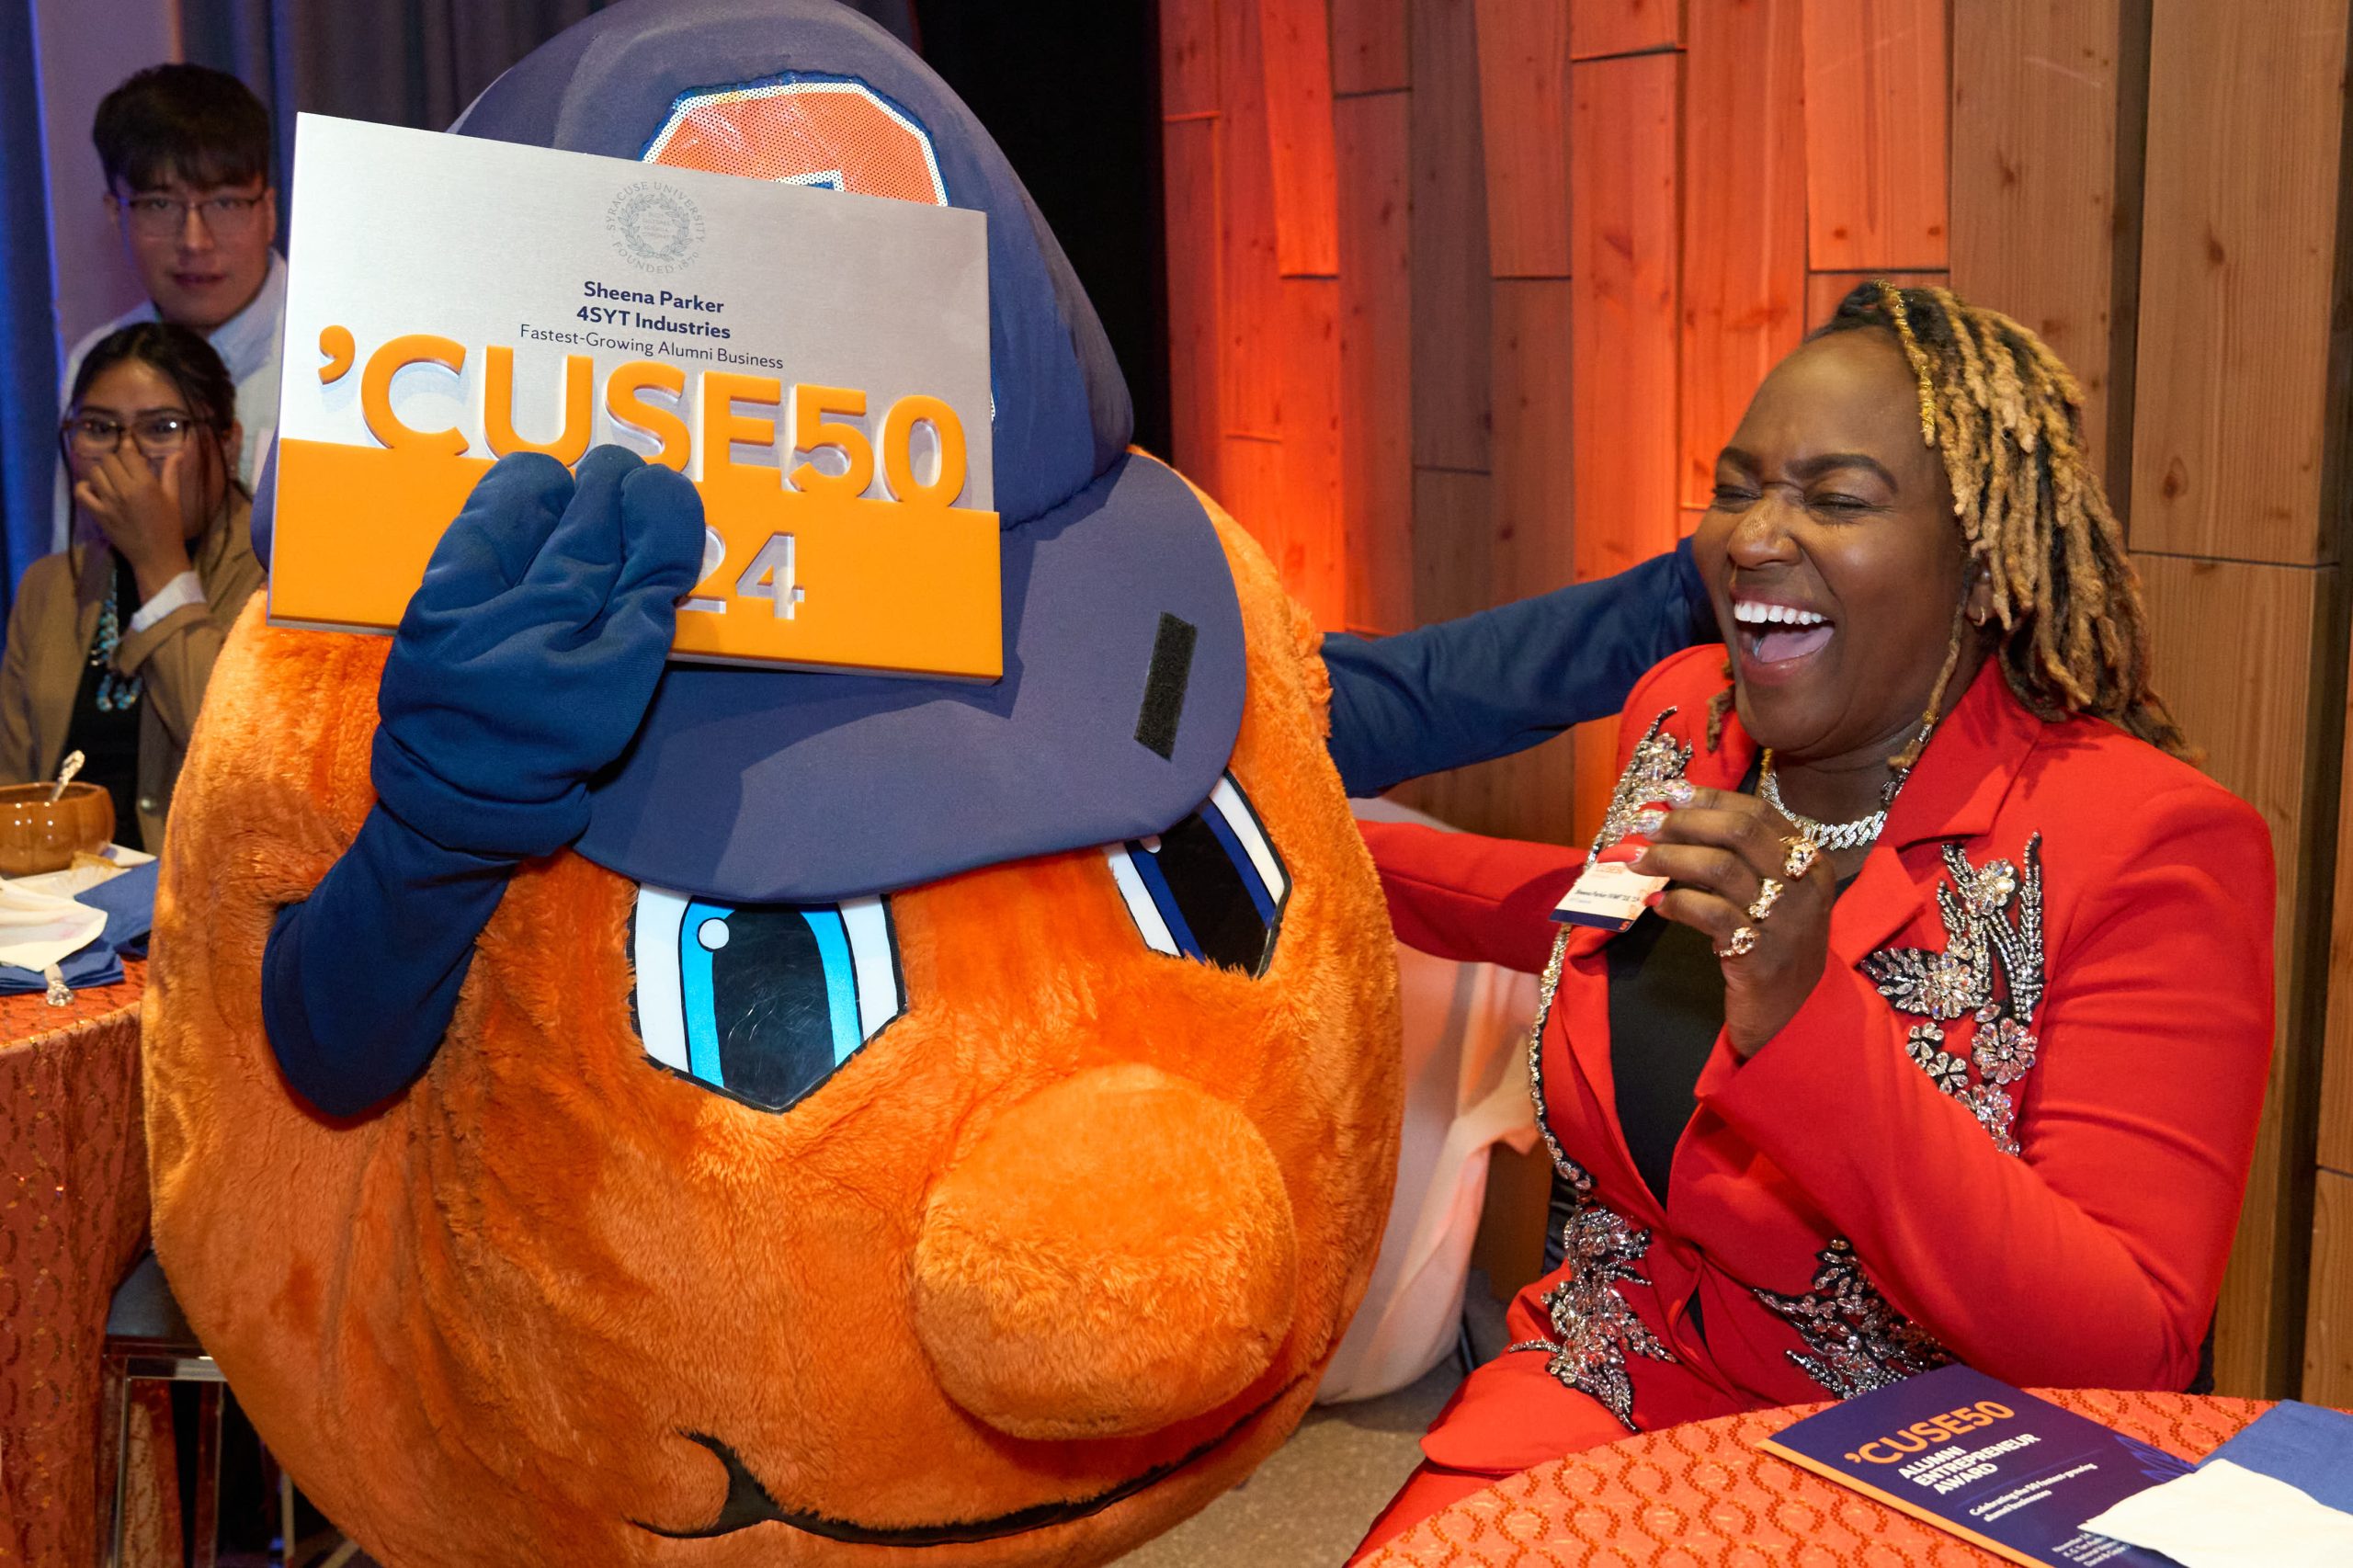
447, 0, 1245, 903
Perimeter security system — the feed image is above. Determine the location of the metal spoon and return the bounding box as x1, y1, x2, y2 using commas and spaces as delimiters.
48, 750, 83, 804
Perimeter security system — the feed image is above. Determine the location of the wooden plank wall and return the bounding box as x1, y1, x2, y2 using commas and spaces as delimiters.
2122, 0, 2351, 1405
1160, 0, 2353, 1387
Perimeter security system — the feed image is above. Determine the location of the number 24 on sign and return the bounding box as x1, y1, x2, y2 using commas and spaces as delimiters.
665, 378, 973, 625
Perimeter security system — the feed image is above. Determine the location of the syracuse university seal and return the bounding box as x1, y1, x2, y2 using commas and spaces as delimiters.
607, 179, 706, 274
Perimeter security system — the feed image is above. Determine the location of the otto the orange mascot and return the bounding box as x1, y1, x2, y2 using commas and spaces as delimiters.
143, 3, 1404, 1562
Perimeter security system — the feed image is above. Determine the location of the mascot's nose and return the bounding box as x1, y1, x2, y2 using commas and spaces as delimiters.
912, 1063, 1299, 1441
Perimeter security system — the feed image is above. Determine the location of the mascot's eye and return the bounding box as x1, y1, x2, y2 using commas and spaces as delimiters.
631, 889, 905, 1113
1106, 774, 1289, 978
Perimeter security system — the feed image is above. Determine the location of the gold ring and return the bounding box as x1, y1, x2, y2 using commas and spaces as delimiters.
1717, 926, 1759, 959
1781, 836, 1821, 881
1747, 878, 1784, 923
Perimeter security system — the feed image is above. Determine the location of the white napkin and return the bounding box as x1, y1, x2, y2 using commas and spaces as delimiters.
0, 881, 106, 972
14, 862, 127, 900
2079, 1458, 2353, 1568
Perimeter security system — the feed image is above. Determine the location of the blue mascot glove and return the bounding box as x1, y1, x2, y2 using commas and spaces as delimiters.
1323, 539, 1716, 797
266, 447, 702, 1118
370, 446, 704, 856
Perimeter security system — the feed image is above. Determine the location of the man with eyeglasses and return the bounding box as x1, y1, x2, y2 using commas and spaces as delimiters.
52, 64, 284, 551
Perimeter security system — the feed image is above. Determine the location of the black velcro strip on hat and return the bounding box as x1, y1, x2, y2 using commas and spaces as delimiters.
1134, 613, 1199, 759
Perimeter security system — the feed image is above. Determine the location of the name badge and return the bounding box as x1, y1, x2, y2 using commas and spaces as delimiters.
1551, 845, 1667, 932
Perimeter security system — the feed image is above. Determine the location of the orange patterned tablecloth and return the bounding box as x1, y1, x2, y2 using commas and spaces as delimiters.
0, 960, 151, 1568
1364, 1388, 2270, 1567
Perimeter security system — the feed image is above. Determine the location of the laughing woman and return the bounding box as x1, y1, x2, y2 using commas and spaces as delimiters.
1351, 283, 2273, 1552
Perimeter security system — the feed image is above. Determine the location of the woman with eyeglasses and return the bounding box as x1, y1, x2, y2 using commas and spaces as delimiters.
0, 321, 265, 848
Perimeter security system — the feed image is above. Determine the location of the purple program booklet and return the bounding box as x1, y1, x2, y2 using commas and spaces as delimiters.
1756, 1364, 2192, 1567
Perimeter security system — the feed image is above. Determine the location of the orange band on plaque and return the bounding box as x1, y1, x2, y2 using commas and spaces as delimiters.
268, 438, 1002, 679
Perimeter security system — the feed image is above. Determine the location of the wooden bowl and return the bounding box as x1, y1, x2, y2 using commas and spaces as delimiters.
0, 781, 116, 877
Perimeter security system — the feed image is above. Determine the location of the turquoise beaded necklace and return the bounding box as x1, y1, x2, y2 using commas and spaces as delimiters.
87, 563, 143, 713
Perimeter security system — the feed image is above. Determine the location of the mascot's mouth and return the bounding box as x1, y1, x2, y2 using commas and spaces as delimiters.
633, 1378, 1300, 1545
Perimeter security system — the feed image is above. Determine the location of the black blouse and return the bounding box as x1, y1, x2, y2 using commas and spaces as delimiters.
1543, 771, 1855, 1272
1605, 908, 1727, 1206
60, 556, 144, 851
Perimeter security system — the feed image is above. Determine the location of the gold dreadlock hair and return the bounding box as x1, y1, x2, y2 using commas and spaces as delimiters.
1804, 280, 2193, 762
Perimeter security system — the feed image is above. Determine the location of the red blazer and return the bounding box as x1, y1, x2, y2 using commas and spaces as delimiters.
1365, 647, 2274, 1478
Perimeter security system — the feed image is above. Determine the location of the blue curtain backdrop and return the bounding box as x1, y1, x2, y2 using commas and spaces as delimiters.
1, 0, 60, 608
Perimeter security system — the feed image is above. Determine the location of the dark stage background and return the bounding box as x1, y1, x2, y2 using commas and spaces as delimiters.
915, 1, 1170, 457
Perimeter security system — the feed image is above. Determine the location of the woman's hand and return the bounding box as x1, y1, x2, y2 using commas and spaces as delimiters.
74, 447, 195, 601
1631, 786, 1835, 1056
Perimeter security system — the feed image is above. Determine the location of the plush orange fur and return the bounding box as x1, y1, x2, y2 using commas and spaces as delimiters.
913, 1063, 1301, 1441
144, 498, 1403, 1566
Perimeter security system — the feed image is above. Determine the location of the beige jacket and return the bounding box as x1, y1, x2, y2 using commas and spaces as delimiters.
0, 505, 265, 849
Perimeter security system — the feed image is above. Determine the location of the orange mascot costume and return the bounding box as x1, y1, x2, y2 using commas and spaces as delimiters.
142, 3, 1403, 1562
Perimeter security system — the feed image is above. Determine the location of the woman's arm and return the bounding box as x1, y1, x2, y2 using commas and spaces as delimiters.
0, 566, 48, 785
1699, 785, 2274, 1392
113, 545, 266, 748
1359, 820, 1585, 974
1324, 540, 1713, 797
